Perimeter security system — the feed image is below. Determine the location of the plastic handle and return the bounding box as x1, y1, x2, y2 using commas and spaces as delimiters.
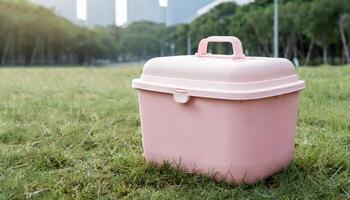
197, 36, 246, 59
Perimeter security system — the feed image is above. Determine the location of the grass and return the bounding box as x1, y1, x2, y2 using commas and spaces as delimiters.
0, 66, 349, 199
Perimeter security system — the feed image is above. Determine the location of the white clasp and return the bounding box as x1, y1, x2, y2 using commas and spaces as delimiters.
173, 89, 190, 104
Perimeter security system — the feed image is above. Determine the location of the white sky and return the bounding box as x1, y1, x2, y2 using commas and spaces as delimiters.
77, 0, 87, 21
234, 0, 253, 4
159, 0, 168, 7
116, 0, 127, 26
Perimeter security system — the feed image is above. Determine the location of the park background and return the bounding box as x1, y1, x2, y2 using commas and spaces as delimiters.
0, 0, 350, 66
0, 0, 349, 199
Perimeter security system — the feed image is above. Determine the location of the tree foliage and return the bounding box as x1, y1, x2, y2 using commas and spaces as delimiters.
0, 0, 349, 66
172, 0, 350, 65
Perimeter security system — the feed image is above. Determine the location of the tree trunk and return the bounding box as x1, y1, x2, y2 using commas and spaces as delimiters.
1, 33, 11, 65
11, 35, 16, 65
305, 40, 314, 66
323, 45, 328, 65
292, 33, 297, 59
284, 31, 295, 59
339, 15, 350, 64
40, 38, 45, 65
293, 43, 298, 59
30, 37, 41, 66
284, 37, 291, 58
47, 40, 54, 64
292, 36, 299, 66
348, 31, 350, 57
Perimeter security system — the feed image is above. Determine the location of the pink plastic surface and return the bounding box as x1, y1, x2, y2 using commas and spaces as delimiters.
138, 90, 300, 184
133, 36, 305, 101
133, 35, 305, 184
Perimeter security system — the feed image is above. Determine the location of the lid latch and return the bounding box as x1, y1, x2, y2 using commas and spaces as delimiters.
174, 89, 190, 104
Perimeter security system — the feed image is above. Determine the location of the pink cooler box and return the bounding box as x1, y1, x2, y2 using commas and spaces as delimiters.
132, 36, 305, 184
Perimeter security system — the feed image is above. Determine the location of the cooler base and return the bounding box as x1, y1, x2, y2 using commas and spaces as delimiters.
137, 90, 299, 184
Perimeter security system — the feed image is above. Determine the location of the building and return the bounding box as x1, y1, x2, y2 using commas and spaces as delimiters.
31, 0, 116, 27
86, 0, 116, 27
166, 0, 215, 26
125, 0, 165, 25
120, 0, 218, 26
31, 0, 255, 27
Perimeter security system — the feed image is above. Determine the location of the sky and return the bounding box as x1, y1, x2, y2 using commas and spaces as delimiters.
67, 0, 254, 26
77, 0, 87, 21
116, 0, 127, 26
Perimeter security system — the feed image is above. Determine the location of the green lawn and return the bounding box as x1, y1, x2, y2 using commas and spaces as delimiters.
0, 66, 349, 199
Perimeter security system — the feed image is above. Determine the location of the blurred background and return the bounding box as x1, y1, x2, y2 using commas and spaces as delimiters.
0, 0, 349, 66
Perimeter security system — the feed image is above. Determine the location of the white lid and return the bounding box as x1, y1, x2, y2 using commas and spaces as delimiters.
132, 36, 305, 101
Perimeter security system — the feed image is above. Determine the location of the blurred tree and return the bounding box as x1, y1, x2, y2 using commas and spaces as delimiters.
228, 4, 273, 56
334, 0, 350, 63
279, 2, 301, 60
116, 21, 165, 61
304, 0, 340, 64
189, 2, 238, 54
0, 0, 349, 66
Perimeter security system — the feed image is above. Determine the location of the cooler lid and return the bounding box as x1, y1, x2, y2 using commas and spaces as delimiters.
132, 36, 305, 102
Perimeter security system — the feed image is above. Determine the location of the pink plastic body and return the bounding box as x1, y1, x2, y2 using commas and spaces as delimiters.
133, 36, 305, 184
137, 90, 299, 184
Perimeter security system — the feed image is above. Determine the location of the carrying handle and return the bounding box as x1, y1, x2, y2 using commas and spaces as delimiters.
197, 36, 245, 59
